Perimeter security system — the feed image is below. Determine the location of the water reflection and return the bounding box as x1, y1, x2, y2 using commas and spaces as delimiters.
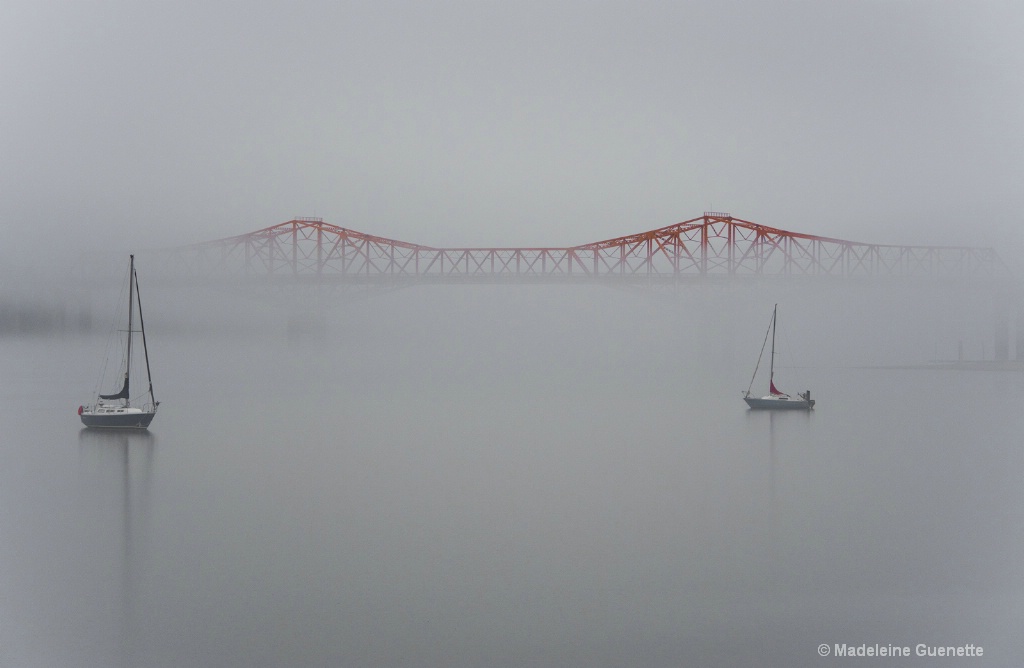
745, 409, 785, 511
77, 429, 154, 668
745, 408, 813, 498
745, 408, 813, 575
768, 410, 776, 506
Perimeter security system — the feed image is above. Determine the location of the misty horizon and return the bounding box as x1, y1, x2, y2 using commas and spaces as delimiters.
3, 2, 1023, 265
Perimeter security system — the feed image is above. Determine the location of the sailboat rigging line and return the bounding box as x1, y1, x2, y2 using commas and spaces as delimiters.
746, 305, 775, 395
126, 255, 134, 406
133, 259, 157, 408
96, 263, 132, 399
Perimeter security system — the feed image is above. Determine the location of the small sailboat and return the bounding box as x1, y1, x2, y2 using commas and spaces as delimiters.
743, 304, 814, 410
79, 255, 159, 429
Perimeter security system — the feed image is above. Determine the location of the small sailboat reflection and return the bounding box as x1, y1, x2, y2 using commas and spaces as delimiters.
78, 428, 154, 668
743, 304, 815, 410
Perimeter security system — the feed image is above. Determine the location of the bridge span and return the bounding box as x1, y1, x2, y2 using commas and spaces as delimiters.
160, 213, 1008, 283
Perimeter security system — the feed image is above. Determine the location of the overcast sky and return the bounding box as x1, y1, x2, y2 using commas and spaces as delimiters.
2, 0, 1023, 264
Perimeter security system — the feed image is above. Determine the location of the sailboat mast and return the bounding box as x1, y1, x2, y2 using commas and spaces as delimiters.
125, 254, 135, 407
134, 259, 157, 409
769, 304, 777, 385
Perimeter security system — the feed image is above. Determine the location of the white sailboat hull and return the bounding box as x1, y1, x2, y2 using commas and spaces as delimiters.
743, 394, 814, 410
80, 405, 156, 429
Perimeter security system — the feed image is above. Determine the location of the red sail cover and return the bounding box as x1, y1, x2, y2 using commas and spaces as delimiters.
769, 378, 783, 396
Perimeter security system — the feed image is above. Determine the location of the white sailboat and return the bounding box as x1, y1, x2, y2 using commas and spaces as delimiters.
79, 255, 159, 429
743, 304, 814, 410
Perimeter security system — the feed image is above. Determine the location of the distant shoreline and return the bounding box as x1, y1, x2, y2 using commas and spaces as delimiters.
864, 361, 1024, 372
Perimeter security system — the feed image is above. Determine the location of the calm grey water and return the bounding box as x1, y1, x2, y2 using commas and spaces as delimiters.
1, 282, 1022, 667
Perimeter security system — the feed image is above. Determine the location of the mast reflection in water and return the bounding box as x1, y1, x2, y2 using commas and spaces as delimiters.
78, 429, 154, 668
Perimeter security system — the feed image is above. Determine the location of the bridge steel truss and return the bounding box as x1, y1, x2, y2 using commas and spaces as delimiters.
166, 213, 1008, 283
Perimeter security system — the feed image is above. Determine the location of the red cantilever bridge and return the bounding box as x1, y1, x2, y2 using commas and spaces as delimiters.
162, 213, 1008, 283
